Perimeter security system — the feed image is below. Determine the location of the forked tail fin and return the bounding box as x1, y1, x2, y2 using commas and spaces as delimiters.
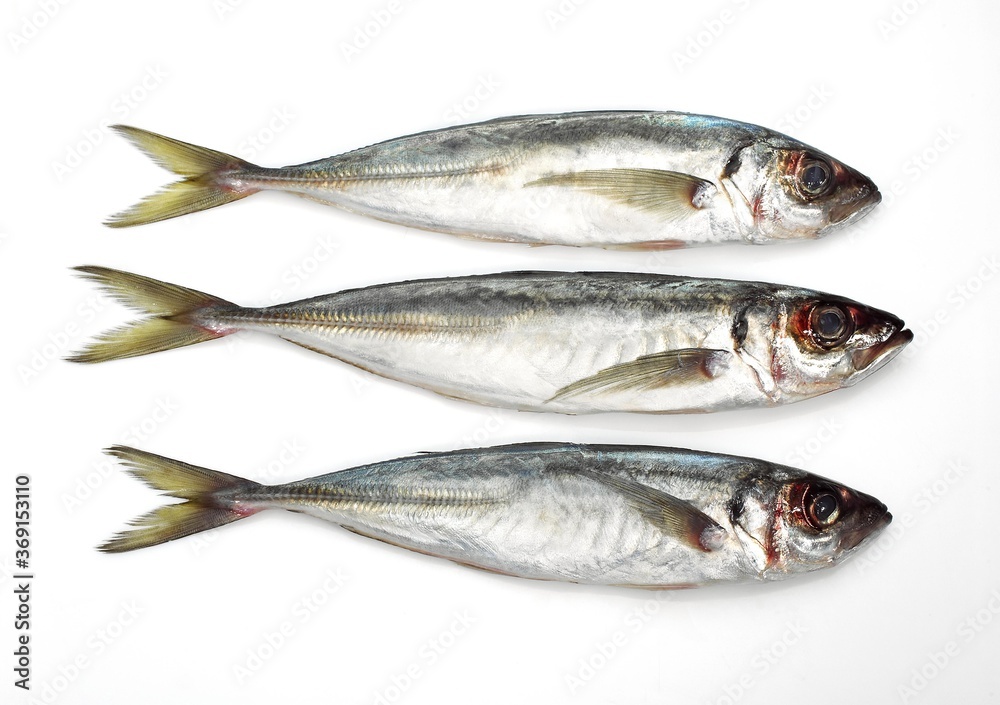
105, 125, 261, 228
99, 446, 264, 553
68, 265, 239, 363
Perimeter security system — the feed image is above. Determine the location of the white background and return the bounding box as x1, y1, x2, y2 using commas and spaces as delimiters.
3, 0, 999, 703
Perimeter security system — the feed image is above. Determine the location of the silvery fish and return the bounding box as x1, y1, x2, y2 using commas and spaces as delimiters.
98, 443, 891, 589
104, 111, 880, 248
70, 267, 912, 414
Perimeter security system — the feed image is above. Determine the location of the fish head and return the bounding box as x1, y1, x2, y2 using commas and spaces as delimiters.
767, 293, 912, 400
742, 141, 880, 240
769, 473, 891, 575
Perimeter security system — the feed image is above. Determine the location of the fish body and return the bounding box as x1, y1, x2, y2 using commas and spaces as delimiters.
106, 112, 880, 248
100, 443, 891, 588
72, 268, 912, 414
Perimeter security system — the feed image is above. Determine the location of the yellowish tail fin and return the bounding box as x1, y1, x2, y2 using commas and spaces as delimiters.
99, 446, 264, 553
68, 266, 238, 363
105, 125, 260, 228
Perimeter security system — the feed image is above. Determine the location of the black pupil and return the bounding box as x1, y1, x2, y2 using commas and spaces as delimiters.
802, 163, 829, 192
817, 308, 845, 338
812, 494, 838, 523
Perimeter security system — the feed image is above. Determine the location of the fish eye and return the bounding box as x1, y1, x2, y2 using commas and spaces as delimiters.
805, 490, 841, 529
809, 303, 854, 348
797, 158, 833, 198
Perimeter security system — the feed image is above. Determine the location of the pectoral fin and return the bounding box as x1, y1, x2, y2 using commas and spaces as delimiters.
578, 468, 725, 551
548, 349, 729, 402
525, 168, 715, 220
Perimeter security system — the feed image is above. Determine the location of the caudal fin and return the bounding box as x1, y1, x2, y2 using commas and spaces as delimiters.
99, 446, 264, 553
105, 125, 260, 228
68, 265, 238, 363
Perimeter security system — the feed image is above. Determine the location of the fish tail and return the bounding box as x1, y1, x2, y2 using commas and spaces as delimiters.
99, 446, 265, 553
105, 125, 261, 228
68, 265, 239, 363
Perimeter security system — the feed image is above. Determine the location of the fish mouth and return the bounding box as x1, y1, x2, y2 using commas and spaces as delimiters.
841, 506, 892, 551
852, 327, 913, 373
828, 187, 882, 228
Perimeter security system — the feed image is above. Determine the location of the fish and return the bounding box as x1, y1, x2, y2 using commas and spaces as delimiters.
69, 267, 912, 414
98, 443, 891, 589
104, 111, 880, 248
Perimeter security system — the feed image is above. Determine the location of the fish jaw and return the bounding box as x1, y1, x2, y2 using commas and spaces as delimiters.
849, 327, 913, 382
823, 185, 882, 234
817, 156, 883, 234
840, 302, 912, 387
839, 506, 892, 553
